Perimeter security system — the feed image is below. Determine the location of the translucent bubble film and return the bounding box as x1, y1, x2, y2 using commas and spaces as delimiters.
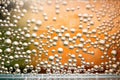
0, 0, 120, 79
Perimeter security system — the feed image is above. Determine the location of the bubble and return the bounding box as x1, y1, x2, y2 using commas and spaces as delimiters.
99, 40, 105, 45
65, 33, 70, 38
32, 33, 37, 38
53, 36, 58, 41
63, 41, 69, 46
5, 48, 11, 53
26, 50, 31, 54
14, 64, 19, 69
5, 39, 12, 44
33, 26, 39, 31
49, 56, 54, 61
71, 54, 76, 59
15, 68, 21, 74
0, 49, 3, 53
53, 17, 57, 21
58, 48, 63, 53
13, 41, 19, 46
82, 29, 88, 34
111, 50, 117, 55
78, 43, 84, 48
5, 31, 11, 36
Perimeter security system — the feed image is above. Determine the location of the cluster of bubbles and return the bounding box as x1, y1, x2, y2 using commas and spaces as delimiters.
0, 0, 120, 75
